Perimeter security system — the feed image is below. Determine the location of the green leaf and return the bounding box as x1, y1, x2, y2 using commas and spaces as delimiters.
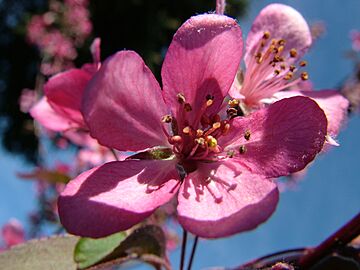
0, 235, 79, 270
74, 225, 167, 270
74, 231, 126, 269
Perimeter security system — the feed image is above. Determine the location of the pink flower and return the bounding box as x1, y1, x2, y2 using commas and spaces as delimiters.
229, 4, 348, 144
1, 219, 25, 250
350, 30, 360, 52
58, 14, 327, 238
30, 39, 101, 146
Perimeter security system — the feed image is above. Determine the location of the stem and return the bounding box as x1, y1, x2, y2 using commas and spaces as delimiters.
216, 0, 226, 15
298, 211, 360, 268
187, 236, 199, 270
180, 229, 188, 270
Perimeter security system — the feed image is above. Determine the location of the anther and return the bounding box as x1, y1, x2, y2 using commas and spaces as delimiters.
184, 103, 192, 112
274, 69, 280, 76
300, 60, 307, 67
280, 64, 286, 70
289, 65, 296, 72
177, 93, 186, 104
182, 126, 191, 134
195, 137, 205, 146
228, 99, 240, 107
244, 130, 251, 141
263, 31, 270, 39
284, 72, 293, 80
278, 39, 286, 46
289, 48, 298, 58
301, 71, 309, 80
206, 136, 217, 148
196, 129, 204, 137
227, 150, 235, 158
169, 135, 183, 144
206, 99, 214, 107
161, 115, 172, 123
227, 108, 238, 117
206, 94, 214, 100
212, 122, 221, 129
239, 145, 247, 154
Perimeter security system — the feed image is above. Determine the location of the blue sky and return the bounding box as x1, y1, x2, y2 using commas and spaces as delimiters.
1, 0, 360, 269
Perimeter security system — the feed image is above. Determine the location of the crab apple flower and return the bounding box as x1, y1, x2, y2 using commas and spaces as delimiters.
229, 4, 348, 144
58, 14, 327, 239
30, 38, 101, 146
0, 219, 25, 251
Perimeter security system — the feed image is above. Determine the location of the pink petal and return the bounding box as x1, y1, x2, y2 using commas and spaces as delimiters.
30, 97, 78, 131
219, 96, 327, 177
245, 4, 311, 66
177, 160, 279, 238
274, 90, 349, 138
58, 160, 180, 238
44, 68, 92, 128
83, 51, 170, 152
162, 14, 243, 125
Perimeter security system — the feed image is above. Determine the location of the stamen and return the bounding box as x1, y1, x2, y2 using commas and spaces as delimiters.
196, 129, 204, 137
301, 71, 309, 80
184, 103, 192, 112
206, 136, 217, 148
227, 150, 235, 158
228, 99, 239, 107
177, 93, 186, 104
212, 122, 221, 129
300, 60, 307, 67
161, 115, 172, 123
289, 48, 298, 58
284, 72, 294, 80
289, 65, 296, 72
239, 145, 246, 154
244, 130, 251, 141
195, 137, 205, 146
263, 31, 270, 39
222, 123, 230, 135
182, 126, 191, 134
169, 135, 183, 144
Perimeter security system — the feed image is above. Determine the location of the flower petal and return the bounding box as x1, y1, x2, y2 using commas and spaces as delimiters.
162, 14, 243, 125
58, 159, 180, 238
220, 96, 327, 177
245, 4, 311, 66
177, 160, 279, 238
44, 68, 92, 128
30, 97, 78, 131
274, 90, 349, 138
83, 51, 170, 152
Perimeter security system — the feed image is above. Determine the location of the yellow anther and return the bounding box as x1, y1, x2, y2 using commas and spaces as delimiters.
212, 122, 221, 129
289, 48, 298, 58
177, 93, 186, 104
182, 126, 191, 134
284, 72, 293, 80
244, 130, 251, 141
206, 136, 218, 148
300, 60, 307, 67
196, 129, 204, 137
161, 115, 172, 123
239, 145, 247, 154
274, 69, 280, 75
263, 31, 271, 39
278, 39, 286, 46
184, 103, 192, 112
277, 45, 284, 53
195, 137, 205, 146
301, 71, 309, 80
228, 99, 240, 107
206, 99, 214, 107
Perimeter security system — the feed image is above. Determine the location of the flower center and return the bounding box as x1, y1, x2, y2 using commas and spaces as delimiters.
241, 31, 309, 104
161, 94, 231, 166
